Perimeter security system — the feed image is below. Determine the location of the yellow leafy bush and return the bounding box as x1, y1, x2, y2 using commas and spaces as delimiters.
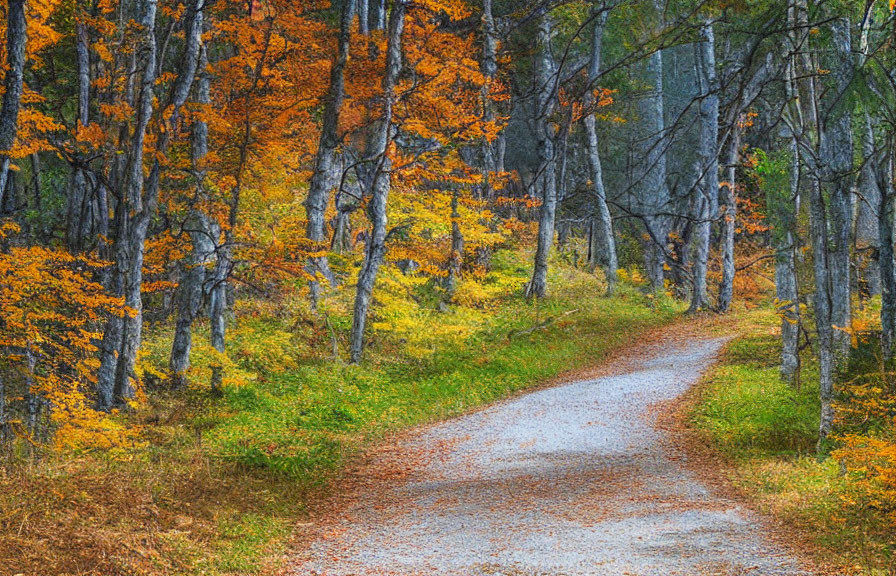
0, 222, 135, 451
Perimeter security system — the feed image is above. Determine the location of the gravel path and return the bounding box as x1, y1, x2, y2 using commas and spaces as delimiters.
290, 336, 817, 576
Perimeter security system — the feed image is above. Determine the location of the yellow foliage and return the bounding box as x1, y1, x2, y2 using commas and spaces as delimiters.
0, 221, 133, 450
617, 266, 647, 287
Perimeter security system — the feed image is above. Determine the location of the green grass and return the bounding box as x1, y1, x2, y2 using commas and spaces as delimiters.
690, 306, 896, 575
692, 330, 819, 457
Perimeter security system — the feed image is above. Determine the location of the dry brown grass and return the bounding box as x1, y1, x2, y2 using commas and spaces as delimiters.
0, 428, 313, 576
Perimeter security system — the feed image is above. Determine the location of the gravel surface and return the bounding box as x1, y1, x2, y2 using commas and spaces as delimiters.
290, 337, 817, 576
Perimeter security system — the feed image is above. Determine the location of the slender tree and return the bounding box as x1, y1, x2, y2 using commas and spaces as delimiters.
878, 141, 896, 358
525, 8, 559, 299
305, 0, 356, 310
170, 38, 216, 384
689, 20, 719, 312
350, 0, 407, 363
583, 1, 617, 295
639, 0, 669, 294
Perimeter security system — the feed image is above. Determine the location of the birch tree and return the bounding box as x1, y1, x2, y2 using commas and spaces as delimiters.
583, 1, 617, 295
689, 20, 718, 312
878, 140, 896, 358
639, 0, 669, 294
525, 8, 558, 299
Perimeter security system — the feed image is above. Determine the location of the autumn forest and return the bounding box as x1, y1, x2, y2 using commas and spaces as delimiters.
2, 0, 896, 574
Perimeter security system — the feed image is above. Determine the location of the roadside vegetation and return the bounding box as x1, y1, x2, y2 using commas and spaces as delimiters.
691, 303, 896, 576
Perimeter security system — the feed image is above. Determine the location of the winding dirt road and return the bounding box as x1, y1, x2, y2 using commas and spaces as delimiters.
289, 334, 818, 576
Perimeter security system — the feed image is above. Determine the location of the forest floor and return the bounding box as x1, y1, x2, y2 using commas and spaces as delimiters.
285, 317, 823, 576
0, 257, 685, 576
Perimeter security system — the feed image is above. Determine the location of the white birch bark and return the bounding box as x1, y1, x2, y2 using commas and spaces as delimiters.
583, 3, 617, 295
689, 20, 719, 312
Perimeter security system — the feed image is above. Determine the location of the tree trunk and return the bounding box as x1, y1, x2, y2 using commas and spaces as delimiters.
525, 10, 558, 300
169, 224, 212, 383
358, 0, 369, 36
822, 18, 854, 364
29, 152, 41, 226
445, 187, 464, 300
349, 0, 406, 364
480, 0, 498, 200
67, 18, 94, 252
99, 0, 202, 408
583, 3, 617, 295
855, 112, 881, 297
689, 21, 719, 313
718, 127, 739, 313
878, 144, 895, 359
773, 140, 802, 386
640, 4, 669, 293
169, 43, 214, 383
305, 0, 354, 309
375, 0, 386, 31
96, 0, 160, 410
0, 0, 27, 205
209, 225, 229, 394
809, 174, 836, 443
789, 1, 851, 445
306, 0, 354, 309
331, 179, 356, 254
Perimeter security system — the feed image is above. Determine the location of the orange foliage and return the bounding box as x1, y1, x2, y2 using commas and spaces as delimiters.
834, 372, 896, 524
0, 222, 131, 449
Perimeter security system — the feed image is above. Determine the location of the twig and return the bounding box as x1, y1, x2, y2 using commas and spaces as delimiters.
508, 309, 579, 340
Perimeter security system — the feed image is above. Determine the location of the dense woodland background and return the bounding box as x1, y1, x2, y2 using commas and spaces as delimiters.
1, 0, 896, 573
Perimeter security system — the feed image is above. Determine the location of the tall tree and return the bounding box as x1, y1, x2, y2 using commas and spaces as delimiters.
305, 0, 356, 310
170, 36, 215, 384
525, 8, 558, 299
639, 0, 669, 294
97, 0, 203, 408
96, 0, 161, 409
583, 1, 617, 295
689, 20, 719, 312
66, 15, 96, 252
855, 112, 882, 297
813, 16, 855, 440
878, 140, 896, 358
349, 0, 407, 363
480, 0, 498, 201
